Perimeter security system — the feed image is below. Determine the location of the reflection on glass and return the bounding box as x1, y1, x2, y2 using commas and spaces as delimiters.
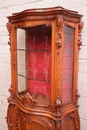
62, 25, 74, 104
17, 29, 26, 92
17, 25, 52, 105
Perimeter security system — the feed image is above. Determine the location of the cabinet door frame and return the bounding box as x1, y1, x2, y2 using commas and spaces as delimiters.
11, 20, 55, 106
62, 21, 78, 106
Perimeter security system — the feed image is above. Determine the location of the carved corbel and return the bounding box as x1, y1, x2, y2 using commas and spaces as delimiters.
6, 22, 12, 48
55, 97, 62, 118
78, 22, 84, 50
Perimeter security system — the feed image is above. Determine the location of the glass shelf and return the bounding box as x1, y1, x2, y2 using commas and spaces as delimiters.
18, 74, 51, 82
17, 49, 51, 52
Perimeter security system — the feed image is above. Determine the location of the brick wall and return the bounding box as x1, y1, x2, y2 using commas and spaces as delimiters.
63, 2, 87, 130
0, 0, 86, 130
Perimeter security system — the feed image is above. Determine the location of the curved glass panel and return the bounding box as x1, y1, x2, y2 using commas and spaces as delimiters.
62, 25, 75, 104
17, 29, 26, 92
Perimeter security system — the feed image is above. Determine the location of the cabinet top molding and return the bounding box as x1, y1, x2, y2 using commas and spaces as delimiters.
7, 6, 83, 23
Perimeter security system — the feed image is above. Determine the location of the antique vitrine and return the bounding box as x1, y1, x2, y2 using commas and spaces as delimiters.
6, 6, 83, 130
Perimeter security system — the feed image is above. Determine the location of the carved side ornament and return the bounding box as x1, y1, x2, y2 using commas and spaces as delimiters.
7, 105, 19, 130
78, 22, 84, 50
6, 22, 12, 48
7, 85, 14, 103
55, 97, 62, 118
55, 97, 62, 130
73, 111, 80, 130
17, 92, 37, 108
56, 16, 63, 52
75, 89, 80, 107
55, 16, 63, 98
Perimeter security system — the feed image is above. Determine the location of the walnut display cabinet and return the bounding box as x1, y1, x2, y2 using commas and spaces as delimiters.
6, 6, 84, 130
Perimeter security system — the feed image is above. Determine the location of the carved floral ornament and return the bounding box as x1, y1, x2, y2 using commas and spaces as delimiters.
56, 17, 63, 51
6, 22, 12, 46
78, 22, 84, 33
7, 85, 14, 102
55, 97, 62, 118
55, 17, 63, 99
78, 22, 84, 50
6, 22, 12, 34
75, 89, 80, 107
16, 92, 37, 108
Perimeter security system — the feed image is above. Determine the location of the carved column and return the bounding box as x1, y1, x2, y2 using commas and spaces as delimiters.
55, 16, 63, 99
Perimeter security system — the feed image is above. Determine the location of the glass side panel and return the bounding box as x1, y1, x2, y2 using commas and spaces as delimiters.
62, 25, 74, 104
17, 29, 26, 92
17, 25, 52, 106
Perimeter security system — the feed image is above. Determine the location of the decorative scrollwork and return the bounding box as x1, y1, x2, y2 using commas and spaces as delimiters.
7, 85, 14, 102
55, 97, 62, 118
73, 111, 80, 130
78, 22, 84, 50
6, 22, 12, 47
18, 111, 53, 130
17, 92, 37, 108
7, 105, 18, 130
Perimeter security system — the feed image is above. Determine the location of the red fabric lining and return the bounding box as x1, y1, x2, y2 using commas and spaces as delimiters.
27, 25, 51, 97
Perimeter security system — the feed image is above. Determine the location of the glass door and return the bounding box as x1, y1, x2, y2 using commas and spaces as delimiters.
17, 24, 52, 105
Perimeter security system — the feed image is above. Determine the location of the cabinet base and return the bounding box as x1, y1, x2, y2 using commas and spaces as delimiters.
7, 104, 80, 130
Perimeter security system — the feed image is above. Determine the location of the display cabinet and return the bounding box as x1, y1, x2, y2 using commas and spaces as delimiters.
6, 6, 83, 130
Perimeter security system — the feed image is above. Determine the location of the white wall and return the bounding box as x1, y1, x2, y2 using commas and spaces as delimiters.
0, 0, 87, 130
